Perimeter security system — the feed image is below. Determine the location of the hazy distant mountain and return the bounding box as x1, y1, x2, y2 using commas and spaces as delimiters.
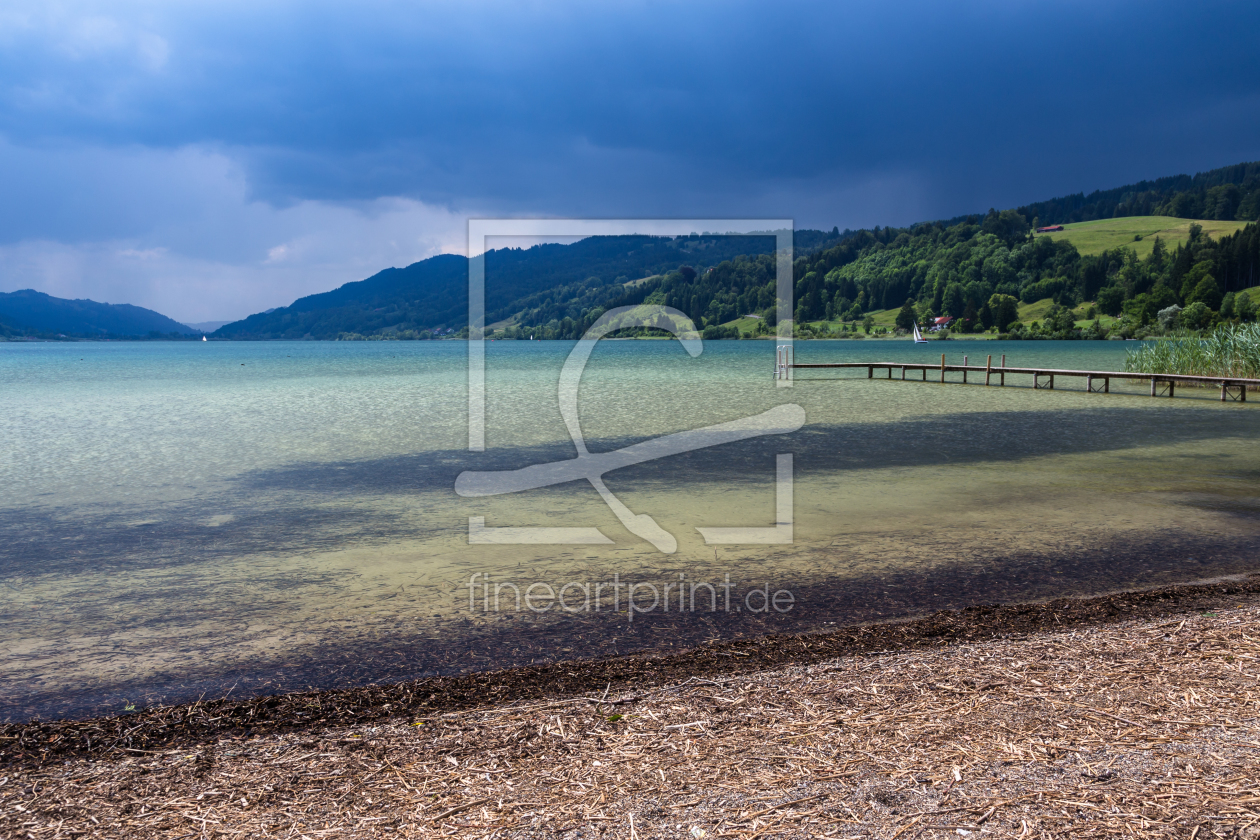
214, 231, 841, 340
183, 320, 231, 333
0, 289, 195, 337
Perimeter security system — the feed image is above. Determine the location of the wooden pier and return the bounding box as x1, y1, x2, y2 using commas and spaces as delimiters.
779, 352, 1257, 402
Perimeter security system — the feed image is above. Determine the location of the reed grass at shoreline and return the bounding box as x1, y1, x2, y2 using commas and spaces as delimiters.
1125, 322, 1260, 381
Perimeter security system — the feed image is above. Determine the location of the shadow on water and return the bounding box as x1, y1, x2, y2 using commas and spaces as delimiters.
4, 525, 1257, 723
245, 403, 1255, 492
4, 405, 1256, 577
3, 403, 1259, 722
0, 501, 412, 578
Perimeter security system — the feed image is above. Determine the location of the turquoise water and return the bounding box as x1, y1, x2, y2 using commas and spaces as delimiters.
3, 338, 1259, 720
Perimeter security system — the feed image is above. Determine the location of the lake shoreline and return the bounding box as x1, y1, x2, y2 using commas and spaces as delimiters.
3, 575, 1258, 838
5, 572, 1258, 769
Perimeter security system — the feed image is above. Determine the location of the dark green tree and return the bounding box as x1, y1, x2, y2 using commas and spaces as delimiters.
1221, 292, 1237, 318
988, 294, 1020, 332
1187, 274, 1224, 311
1046, 304, 1076, 334
1235, 292, 1258, 322
1179, 260, 1216, 302
981, 208, 1031, 245
1180, 301, 1213, 330
978, 301, 994, 331
960, 301, 978, 333
895, 299, 917, 331
1097, 285, 1125, 316
943, 283, 967, 317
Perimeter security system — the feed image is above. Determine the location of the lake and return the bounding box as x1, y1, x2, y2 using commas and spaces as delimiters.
3, 338, 1259, 721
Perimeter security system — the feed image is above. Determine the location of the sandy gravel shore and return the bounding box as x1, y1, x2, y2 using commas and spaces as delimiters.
3, 583, 1259, 838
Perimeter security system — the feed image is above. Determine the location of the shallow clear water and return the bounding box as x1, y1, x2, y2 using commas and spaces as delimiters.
3, 338, 1259, 720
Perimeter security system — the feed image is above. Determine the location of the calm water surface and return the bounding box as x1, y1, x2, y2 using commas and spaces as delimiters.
3, 338, 1258, 720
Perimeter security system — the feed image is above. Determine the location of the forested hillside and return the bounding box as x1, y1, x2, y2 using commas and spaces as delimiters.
783, 210, 1260, 338
494, 254, 784, 340
528, 207, 1260, 341
1017, 161, 1260, 226
214, 231, 843, 340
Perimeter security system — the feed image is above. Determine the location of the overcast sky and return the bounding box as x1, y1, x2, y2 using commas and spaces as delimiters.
2, 0, 1259, 323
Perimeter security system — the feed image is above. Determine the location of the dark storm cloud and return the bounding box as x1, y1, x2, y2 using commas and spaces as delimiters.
3, 0, 1259, 226
1, 0, 1258, 320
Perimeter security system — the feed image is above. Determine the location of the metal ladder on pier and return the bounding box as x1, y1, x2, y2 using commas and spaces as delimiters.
774, 345, 793, 380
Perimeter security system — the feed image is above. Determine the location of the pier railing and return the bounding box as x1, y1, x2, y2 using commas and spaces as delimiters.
780, 353, 1257, 402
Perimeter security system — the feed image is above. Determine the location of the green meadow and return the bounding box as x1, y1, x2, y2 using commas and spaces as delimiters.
1038, 216, 1249, 257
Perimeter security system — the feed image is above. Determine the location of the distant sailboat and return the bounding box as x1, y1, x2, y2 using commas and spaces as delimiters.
202, 335, 207, 342
912, 322, 928, 344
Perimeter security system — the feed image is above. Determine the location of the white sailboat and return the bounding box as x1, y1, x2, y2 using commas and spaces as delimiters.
202, 335, 207, 342
912, 322, 928, 344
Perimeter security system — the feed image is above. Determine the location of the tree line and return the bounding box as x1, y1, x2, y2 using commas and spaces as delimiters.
1016, 160, 1260, 225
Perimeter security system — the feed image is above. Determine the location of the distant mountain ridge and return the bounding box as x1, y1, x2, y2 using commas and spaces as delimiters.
0, 289, 195, 338
213, 231, 841, 340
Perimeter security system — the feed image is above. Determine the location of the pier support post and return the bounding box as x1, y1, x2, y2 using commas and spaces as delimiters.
1105, 377, 1110, 394
901, 366, 906, 380
963, 355, 968, 384
888, 366, 892, 379
868, 366, 873, 379
985, 354, 992, 386
1152, 378, 1157, 398
1169, 381, 1175, 398
1219, 381, 1247, 401
1001, 354, 1006, 386
940, 353, 946, 383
